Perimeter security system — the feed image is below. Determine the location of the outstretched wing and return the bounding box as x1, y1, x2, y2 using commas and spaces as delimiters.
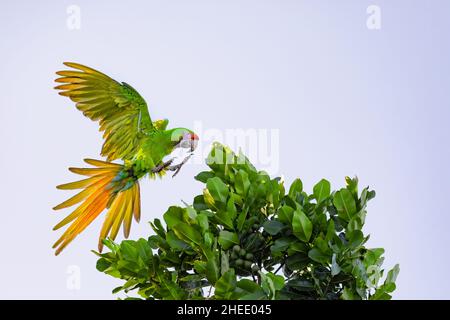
55, 62, 154, 161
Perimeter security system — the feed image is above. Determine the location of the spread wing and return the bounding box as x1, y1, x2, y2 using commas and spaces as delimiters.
55, 62, 154, 161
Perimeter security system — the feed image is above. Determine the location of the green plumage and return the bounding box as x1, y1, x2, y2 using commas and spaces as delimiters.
52, 62, 198, 254
55, 62, 195, 178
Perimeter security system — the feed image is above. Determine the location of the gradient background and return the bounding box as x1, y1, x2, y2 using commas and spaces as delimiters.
1, 0, 449, 299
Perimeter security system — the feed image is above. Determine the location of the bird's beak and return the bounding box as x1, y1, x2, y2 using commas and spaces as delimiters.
190, 133, 199, 152
190, 139, 198, 152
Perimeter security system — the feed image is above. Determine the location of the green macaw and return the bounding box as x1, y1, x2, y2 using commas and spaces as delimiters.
52, 62, 199, 255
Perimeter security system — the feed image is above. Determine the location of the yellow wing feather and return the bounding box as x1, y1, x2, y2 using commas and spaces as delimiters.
55, 62, 154, 161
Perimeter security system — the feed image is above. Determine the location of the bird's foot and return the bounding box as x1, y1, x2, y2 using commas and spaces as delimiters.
167, 153, 193, 177
151, 158, 175, 174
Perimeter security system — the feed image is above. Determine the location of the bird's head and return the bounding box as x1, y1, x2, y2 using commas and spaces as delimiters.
171, 128, 199, 152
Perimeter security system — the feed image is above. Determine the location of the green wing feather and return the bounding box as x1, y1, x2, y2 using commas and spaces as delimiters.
153, 119, 169, 131
55, 62, 154, 161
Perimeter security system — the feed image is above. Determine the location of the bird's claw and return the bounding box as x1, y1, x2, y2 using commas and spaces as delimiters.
167, 153, 193, 178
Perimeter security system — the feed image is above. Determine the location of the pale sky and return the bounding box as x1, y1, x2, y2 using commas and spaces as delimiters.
1, 0, 449, 299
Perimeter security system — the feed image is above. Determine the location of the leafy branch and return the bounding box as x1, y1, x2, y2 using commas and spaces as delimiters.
94, 142, 399, 300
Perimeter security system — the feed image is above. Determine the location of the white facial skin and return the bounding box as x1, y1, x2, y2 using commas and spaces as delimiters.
179, 133, 198, 152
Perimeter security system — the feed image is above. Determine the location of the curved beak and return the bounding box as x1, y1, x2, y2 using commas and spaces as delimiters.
190, 133, 199, 152
190, 139, 198, 152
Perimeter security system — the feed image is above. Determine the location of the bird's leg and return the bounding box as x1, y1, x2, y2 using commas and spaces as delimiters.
167, 153, 193, 177
151, 158, 175, 174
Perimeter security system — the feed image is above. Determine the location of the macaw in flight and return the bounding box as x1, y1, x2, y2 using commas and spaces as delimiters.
52, 62, 198, 255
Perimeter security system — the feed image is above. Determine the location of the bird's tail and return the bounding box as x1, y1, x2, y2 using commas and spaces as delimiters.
52, 159, 141, 255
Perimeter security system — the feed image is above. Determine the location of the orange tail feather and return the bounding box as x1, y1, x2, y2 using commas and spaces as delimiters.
53, 159, 141, 255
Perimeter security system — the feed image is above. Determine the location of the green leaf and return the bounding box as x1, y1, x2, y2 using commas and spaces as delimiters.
226, 197, 237, 221
331, 253, 341, 276
243, 233, 265, 252
347, 230, 364, 249
267, 273, 284, 291
235, 170, 250, 196
313, 179, 331, 203
360, 187, 369, 209
207, 177, 229, 204
385, 264, 400, 288
269, 179, 283, 208
288, 178, 303, 198
367, 190, 376, 201
205, 252, 220, 285
313, 235, 330, 255
333, 189, 357, 221
157, 270, 186, 300
292, 209, 312, 242
263, 220, 285, 235
214, 269, 237, 299
195, 171, 215, 183
364, 248, 385, 267
102, 238, 120, 253
193, 194, 209, 211
237, 279, 267, 300
285, 279, 315, 292
286, 253, 309, 270
270, 237, 295, 255
221, 250, 230, 275
163, 206, 185, 229
260, 272, 284, 299
120, 240, 140, 261
194, 260, 207, 274
308, 248, 329, 264
236, 207, 249, 232
204, 231, 214, 248
347, 214, 364, 232
172, 223, 202, 247
369, 264, 398, 301
278, 205, 294, 225
325, 219, 335, 241
206, 262, 220, 285
112, 286, 124, 294
287, 241, 308, 255
196, 213, 209, 233
147, 235, 160, 249
206, 143, 227, 171
166, 231, 190, 251
96, 258, 111, 272
185, 206, 197, 220
218, 231, 239, 250
214, 210, 235, 230
370, 287, 392, 300
342, 287, 359, 300
237, 279, 261, 293
345, 176, 359, 197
